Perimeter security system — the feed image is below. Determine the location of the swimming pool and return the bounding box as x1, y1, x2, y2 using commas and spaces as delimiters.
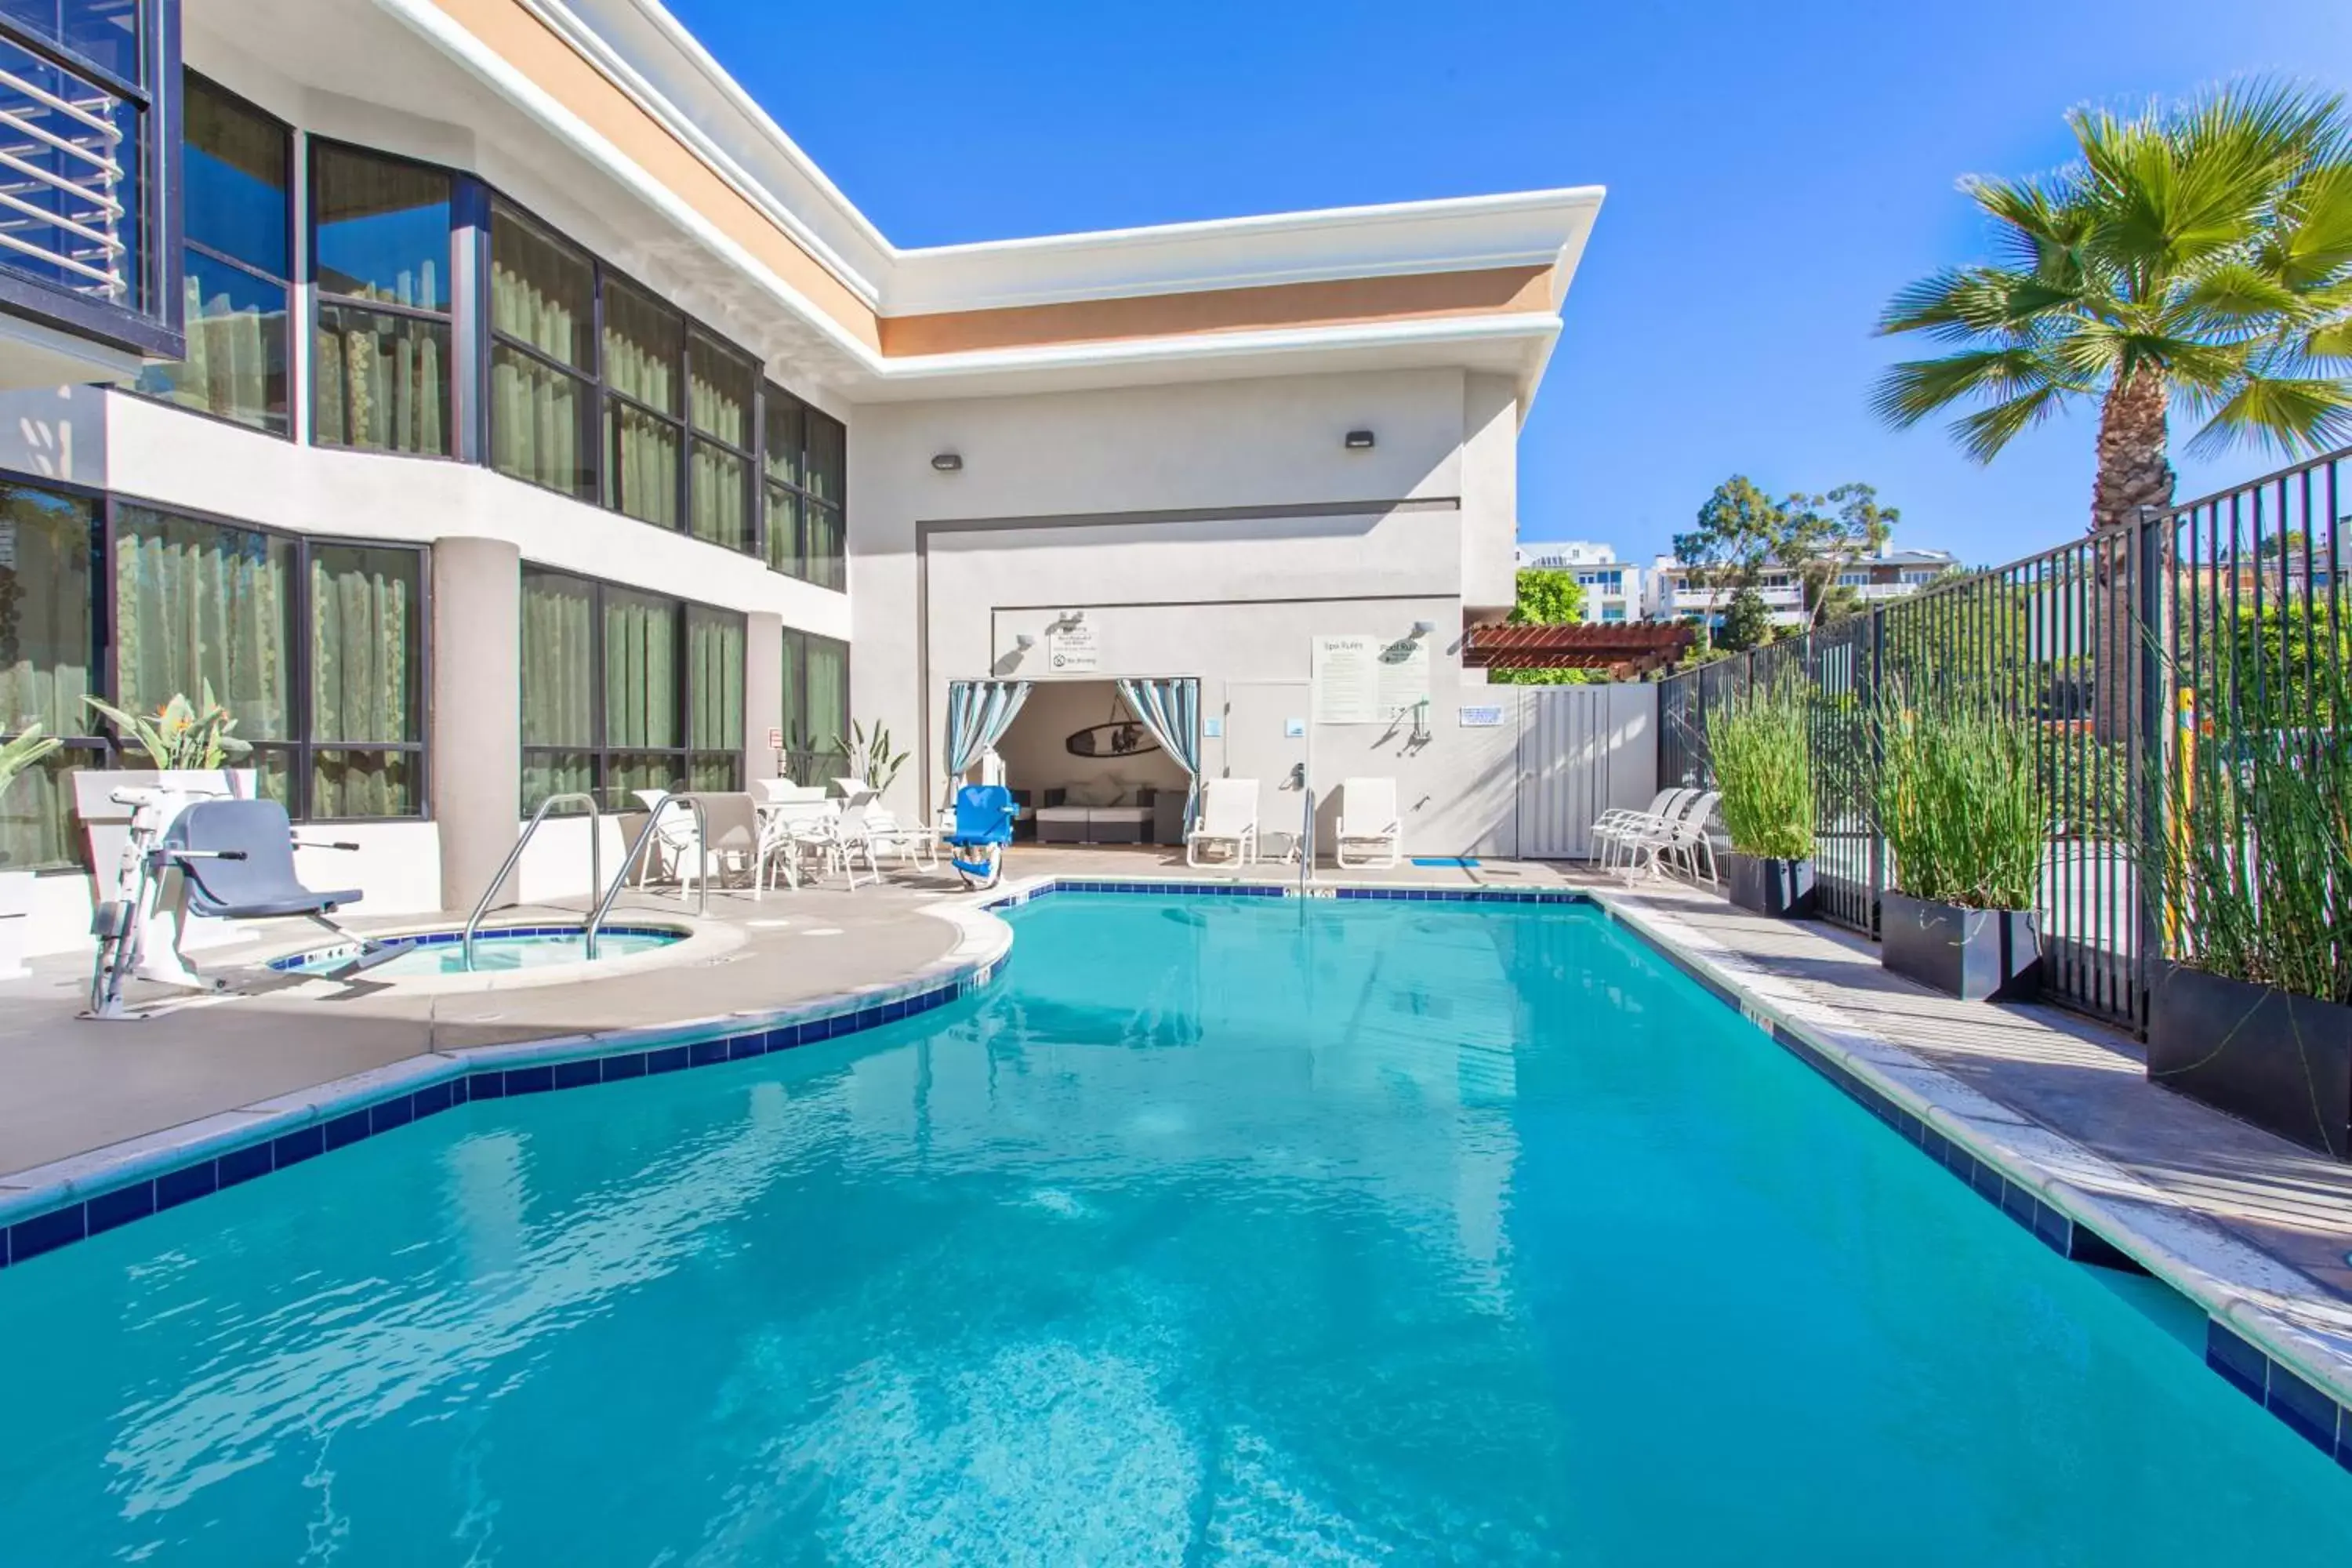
0, 891, 2344, 1563
270, 924, 683, 978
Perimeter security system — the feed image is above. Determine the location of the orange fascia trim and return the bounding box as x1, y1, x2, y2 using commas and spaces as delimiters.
422, 0, 882, 351
878, 265, 1555, 358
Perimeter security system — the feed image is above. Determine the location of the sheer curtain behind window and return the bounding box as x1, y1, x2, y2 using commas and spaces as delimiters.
804, 637, 848, 760
688, 608, 743, 787
489, 210, 594, 499
602, 588, 679, 752
310, 545, 419, 816
0, 483, 96, 868
521, 571, 593, 808
113, 506, 294, 740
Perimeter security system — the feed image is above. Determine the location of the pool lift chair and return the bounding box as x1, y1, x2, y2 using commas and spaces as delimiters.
85, 786, 387, 1021
943, 784, 1018, 891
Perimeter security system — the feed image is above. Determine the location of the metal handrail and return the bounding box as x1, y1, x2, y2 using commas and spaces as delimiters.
586, 793, 708, 956
462, 793, 600, 967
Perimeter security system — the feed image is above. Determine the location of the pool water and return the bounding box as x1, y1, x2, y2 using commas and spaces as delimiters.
2, 895, 2346, 1563
276, 927, 680, 977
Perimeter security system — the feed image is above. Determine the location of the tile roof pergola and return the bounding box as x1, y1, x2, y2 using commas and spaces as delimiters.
1464, 621, 1697, 678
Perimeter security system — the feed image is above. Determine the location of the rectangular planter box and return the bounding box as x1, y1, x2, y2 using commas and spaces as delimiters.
2148, 964, 2352, 1160
1722, 852, 1816, 919
1881, 891, 2041, 1002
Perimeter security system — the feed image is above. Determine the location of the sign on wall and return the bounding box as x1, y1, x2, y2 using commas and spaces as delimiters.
1046, 621, 1099, 673
1457, 706, 1505, 728
1312, 636, 1380, 723
1314, 634, 1432, 724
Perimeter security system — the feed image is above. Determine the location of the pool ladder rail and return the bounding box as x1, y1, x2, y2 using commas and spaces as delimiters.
463, 793, 712, 967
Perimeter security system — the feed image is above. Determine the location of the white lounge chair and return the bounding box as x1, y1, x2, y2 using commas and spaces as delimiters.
1619, 789, 1721, 884
1592, 788, 1694, 869
1186, 778, 1260, 867
1334, 776, 1403, 868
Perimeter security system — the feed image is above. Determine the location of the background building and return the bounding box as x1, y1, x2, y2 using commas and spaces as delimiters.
1646, 545, 1958, 628
1512, 539, 1642, 622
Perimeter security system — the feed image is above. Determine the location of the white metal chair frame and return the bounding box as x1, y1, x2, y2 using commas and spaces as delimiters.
1618, 790, 1722, 884
1592, 787, 1693, 869
1334, 778, 1403, 869
1186, 779, 1260, 867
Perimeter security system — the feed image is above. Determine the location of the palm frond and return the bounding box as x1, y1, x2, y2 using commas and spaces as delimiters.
1870, 348, 2066, 428
1951, 384, 2073, 462
2184, 372, 2352, 459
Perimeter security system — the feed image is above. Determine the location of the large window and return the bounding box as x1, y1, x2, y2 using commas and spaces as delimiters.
763, 387, 846, 591
112, 506, 426, 818
312, 143, 453, 456
134, 75, 290, 433
520, 567, 744, 809
778, 627, 848, 782
0, 481, 102, 869
688, 331, 756, 554
602, 278, 683, 529
488, 203, 595, 499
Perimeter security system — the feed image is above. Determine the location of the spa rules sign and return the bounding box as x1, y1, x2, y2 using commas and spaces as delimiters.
1313, 635, 1429, 724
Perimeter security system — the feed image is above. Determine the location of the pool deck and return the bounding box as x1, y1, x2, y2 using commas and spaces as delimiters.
11, 843, 2352, 1428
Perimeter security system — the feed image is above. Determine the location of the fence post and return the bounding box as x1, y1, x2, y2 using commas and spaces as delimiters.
2132, 506, 2169, 1033
1866, 608, 1886, 939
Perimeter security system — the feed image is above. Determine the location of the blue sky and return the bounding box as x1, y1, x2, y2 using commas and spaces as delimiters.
668, 0, 2352, 569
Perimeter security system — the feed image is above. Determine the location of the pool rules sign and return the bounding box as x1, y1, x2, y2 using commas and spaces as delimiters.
1046, 621, 1099, 673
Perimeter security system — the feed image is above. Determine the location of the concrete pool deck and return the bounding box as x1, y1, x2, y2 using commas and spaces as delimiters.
11, 844, 2352, 1432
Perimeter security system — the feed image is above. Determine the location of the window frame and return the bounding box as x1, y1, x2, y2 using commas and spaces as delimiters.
100, 492, 434, 823
761, 380, 847, 593
306, 136, 461, 460
482, 195, 598, 501
518, 563, 746, 811
777, 625, 851, 782
129, 69, 296, 440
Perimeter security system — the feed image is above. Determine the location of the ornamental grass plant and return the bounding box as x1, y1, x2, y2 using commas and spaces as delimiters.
1867, 681, 2042, 911
1707, 681, 1814, 862
2143, 687, 2352, 1007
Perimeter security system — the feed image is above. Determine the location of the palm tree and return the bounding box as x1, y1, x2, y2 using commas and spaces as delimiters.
1873, 82, 2352, 532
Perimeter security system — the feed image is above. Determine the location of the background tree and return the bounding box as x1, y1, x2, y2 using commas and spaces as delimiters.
1782, 482, 1900, 627
1717, 586, 1774, 653
1489, 568, 1601, 685
1874, 82, 2352, 530
1679, 474, 1900, 640
1674, 476, 1784, 601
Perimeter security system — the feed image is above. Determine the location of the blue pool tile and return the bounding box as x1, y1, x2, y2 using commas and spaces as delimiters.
86, 1180, 155, 1236
602, 1052, 647, 1081
2031, 1201, 2072, 1254
804, 1015, 837, 1042
469, 1072, 508, 1100
155, 1160, 219, 1211
272, 1125, 325, 1168
648, 1045, 691, 1074
1969, 1161, 2005, 1206
727, 1033, 764, 1062
553, 1058, 602, 1090
2267, 1363, 2341, 1454
1999, 1180, 2039, 1229
324, 1109, 372, 1150
9, 1203, 85, 1261
2206, 1321, 2270, 1402
217, 1140, 274, 1187
1921, 1128, 1949, 1166
413, 1080, 456, 1117
882, 999, 910, 1023
371, 1094, 416, 1134
504, 1065, 555, 1096
765, 1024, 802, 1051
691, 1038, 730, 1067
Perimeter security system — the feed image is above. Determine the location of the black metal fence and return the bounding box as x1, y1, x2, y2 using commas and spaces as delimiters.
1657, 444, 2350, 1033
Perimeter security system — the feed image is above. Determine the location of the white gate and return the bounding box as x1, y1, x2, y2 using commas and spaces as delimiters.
1513, 684, 1654, 859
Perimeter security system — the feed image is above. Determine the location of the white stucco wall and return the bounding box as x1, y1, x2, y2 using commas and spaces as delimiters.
846, 367, 1597, 856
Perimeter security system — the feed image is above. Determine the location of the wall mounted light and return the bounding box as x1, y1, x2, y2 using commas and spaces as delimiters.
1344, 430, 1376, 451
931, 452, 963, 471
1014, 633, 1037, 649
1410, 620, 1436, 638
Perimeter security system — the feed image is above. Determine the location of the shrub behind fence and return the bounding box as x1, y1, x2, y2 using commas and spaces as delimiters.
1656, 445, 2350, 1033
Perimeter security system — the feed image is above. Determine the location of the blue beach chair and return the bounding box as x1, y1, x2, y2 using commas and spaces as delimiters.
944, 785, 1018, 890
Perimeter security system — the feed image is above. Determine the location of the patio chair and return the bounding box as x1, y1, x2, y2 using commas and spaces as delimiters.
754, 792, 837, 895
1334, 777, 1403, 868
671, 793, 761, 900
823, 786, 885, 890
829, 777, 938, 873
1186, 778, 1260, 867
1619, 790, 1721, 884
1592, 787, 1693, 869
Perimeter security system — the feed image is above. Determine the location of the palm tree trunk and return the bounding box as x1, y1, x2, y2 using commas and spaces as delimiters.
2091, 368, 2175, 742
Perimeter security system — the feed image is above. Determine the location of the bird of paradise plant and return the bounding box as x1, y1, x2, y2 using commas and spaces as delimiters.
82, 686, 252, 771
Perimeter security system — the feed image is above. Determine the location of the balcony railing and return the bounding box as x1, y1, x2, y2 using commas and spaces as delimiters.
0, 51, 128, 302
